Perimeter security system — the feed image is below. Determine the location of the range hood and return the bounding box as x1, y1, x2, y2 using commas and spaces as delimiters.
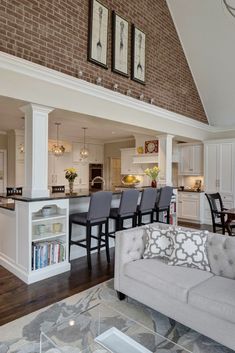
133, 153, 159, 164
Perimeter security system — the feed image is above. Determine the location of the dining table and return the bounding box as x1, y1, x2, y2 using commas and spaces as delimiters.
222, 208, 235, 236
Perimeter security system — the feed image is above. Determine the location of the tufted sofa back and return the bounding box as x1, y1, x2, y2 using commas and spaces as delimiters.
207, 233, 235, 279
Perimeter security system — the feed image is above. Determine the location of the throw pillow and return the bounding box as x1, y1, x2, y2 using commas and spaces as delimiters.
168, 228, 211, 271
143, 225, 174, 259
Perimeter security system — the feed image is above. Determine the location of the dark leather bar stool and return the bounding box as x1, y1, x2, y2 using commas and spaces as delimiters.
137, 187, 158, 226
154, 186, 173, 224
52, 185, 65, 193
69, 191, 112, 270
109, 189, 139, 237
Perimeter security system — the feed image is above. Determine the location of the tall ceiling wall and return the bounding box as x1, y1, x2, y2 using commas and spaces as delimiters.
0, 0, 207, 124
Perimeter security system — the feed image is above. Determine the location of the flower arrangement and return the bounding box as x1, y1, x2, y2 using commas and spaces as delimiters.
65, 168, 78, 182
144, 166, 160, 180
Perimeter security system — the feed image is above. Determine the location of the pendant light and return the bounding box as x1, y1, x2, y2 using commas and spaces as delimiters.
80, 127, 89, 160
52, 123, 65, 157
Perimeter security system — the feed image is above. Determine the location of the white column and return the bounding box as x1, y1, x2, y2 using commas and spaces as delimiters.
20, 104, 53, 198
157, 134, 174, 186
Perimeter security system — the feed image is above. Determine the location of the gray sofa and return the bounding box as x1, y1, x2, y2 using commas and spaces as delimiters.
114, 223, 235, 350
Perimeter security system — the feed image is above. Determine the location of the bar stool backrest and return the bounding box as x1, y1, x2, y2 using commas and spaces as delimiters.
156, 186, 173, 209
118, 189, 139, 215
87, 191, 112, 221
139, 187, 158, 211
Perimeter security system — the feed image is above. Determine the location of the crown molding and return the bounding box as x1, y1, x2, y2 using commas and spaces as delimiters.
0, 52, 234, 138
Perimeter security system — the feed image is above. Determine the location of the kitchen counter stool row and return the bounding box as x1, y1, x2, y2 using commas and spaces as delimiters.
69, 187, 173, 269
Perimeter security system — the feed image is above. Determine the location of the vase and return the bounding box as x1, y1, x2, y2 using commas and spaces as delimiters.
151, 179, 157, 188
69, 181, 74, 194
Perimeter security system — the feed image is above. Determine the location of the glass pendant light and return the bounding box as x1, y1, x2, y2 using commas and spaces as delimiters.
80, 127, 89, 160
52, 123, 65, 157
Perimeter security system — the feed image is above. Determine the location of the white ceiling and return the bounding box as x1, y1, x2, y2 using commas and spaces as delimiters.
167, 0, 235, 127
0, 96, 160, 141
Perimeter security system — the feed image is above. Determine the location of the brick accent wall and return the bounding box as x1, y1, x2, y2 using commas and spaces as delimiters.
0, 0, 208, 123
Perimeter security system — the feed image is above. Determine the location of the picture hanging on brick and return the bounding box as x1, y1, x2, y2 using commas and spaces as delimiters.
88, 0, 109, 69
112, 11, 129, 77
131, 25, 146, 84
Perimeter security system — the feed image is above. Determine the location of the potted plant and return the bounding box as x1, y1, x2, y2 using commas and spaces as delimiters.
65, 168, 78, 194
144, 166, 160, 188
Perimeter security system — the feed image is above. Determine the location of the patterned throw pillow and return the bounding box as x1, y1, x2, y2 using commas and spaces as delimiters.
143, 225, 174, 259
168, 228, 211, 271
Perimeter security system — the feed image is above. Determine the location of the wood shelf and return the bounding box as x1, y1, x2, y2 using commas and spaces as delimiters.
32, 232, 66, 242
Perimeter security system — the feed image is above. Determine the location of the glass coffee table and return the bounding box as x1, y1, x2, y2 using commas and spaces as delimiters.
40, 302, 190, 353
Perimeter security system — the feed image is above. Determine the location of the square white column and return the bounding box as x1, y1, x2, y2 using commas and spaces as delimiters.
157, 134, 174, 186
20, 104, 53, 198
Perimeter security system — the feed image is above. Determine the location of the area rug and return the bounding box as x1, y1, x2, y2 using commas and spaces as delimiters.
0, 280, 233, 353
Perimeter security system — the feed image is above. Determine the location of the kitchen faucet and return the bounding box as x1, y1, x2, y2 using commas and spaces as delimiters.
91, 176, 106, 186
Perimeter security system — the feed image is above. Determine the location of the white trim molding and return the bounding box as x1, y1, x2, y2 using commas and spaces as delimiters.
0, 52, 234, 141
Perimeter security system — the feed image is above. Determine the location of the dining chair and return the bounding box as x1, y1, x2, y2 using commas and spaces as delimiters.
205, 193, 235, 234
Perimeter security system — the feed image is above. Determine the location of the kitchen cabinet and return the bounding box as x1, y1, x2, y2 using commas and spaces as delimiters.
178, 192, 204, 223
74, 162, 89, 189
89, 144, 104, 164
179, 144, 203, 175
204, 141, 235, 223
121, 148, 143, 175
72, 143, 104, 164
7, 130, 25, 187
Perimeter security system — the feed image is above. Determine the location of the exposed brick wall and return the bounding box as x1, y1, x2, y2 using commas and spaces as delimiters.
0, 0, 208, 123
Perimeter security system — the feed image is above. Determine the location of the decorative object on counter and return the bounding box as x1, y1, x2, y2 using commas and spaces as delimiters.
65, 168, 78, 194
6, 187, 23, 196
137, 146, 144, 154
145, 140, 159, 153
80, 127, 89, 161
52, 123, 65, 157
36, 224, 46, 235
131, 24, 146, 84
41, 206, 53, 217
112, 11, 129, 77
52, 223, 62, 233
144, 166, 160, 188
121, 175, 140, 187
52, 185, 65, 194
88, 0, 109, 68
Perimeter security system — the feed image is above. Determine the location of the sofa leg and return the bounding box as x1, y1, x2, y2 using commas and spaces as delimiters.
117, 291, 126, 301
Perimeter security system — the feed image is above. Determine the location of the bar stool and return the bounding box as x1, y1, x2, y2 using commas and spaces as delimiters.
109, 189, 139, 237
137, 187, 158, 226
69, 191, 112, 270
154, 186, 173, 224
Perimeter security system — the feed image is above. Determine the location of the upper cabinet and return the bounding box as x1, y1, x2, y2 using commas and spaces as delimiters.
179, 144, 203, 175
72, 143, 104, 164
121, 148, 143, 175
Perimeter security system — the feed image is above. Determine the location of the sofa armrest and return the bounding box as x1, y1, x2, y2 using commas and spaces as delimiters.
114, 226, 146, 291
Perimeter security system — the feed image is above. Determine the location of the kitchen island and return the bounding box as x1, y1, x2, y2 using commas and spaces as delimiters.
0, 188, 177, 284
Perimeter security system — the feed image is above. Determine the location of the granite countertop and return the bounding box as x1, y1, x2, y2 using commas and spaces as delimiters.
0, 203, 15, 211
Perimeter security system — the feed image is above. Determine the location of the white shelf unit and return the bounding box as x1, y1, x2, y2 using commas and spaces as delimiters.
15, 198, 71, 284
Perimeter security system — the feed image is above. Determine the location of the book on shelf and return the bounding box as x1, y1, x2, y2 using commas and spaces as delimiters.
32, 240, 66, 270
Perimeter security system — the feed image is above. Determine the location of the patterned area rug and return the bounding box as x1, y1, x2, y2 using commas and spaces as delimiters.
0, 280, 233, 353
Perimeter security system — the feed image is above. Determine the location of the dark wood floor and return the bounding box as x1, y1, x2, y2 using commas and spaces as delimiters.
0, 222, 212, 326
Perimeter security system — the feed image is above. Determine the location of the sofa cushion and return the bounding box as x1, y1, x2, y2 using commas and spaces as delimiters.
168, 228, 211, 272
143, 224, 173, 259
124, 258, 213, 303
189, 276, 235, 324
207, 233, 235, 280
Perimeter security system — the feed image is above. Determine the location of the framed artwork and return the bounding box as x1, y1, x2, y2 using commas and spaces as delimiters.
88, 0, 109, 69
131, 25, 146, 84
112, 11, 129, 77
145, 140, 158, 154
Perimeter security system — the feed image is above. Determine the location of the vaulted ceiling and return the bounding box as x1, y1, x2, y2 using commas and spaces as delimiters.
167, 0, 235, 127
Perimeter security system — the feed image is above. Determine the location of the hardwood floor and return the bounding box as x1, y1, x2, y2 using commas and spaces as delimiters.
0, 222, 212, 327
0, 248, 114, 326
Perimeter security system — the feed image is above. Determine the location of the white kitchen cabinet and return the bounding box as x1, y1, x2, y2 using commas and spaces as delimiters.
72, 142, 83, 163
121, 148, 143, 175
179, 144, 203, 175
178, 192, 204, 223
74, 162, 89, 189
204, 140, 235, 224
89, 144, 104, 164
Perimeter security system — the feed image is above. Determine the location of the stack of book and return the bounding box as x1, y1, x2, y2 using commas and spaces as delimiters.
32, 240, 66, 270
